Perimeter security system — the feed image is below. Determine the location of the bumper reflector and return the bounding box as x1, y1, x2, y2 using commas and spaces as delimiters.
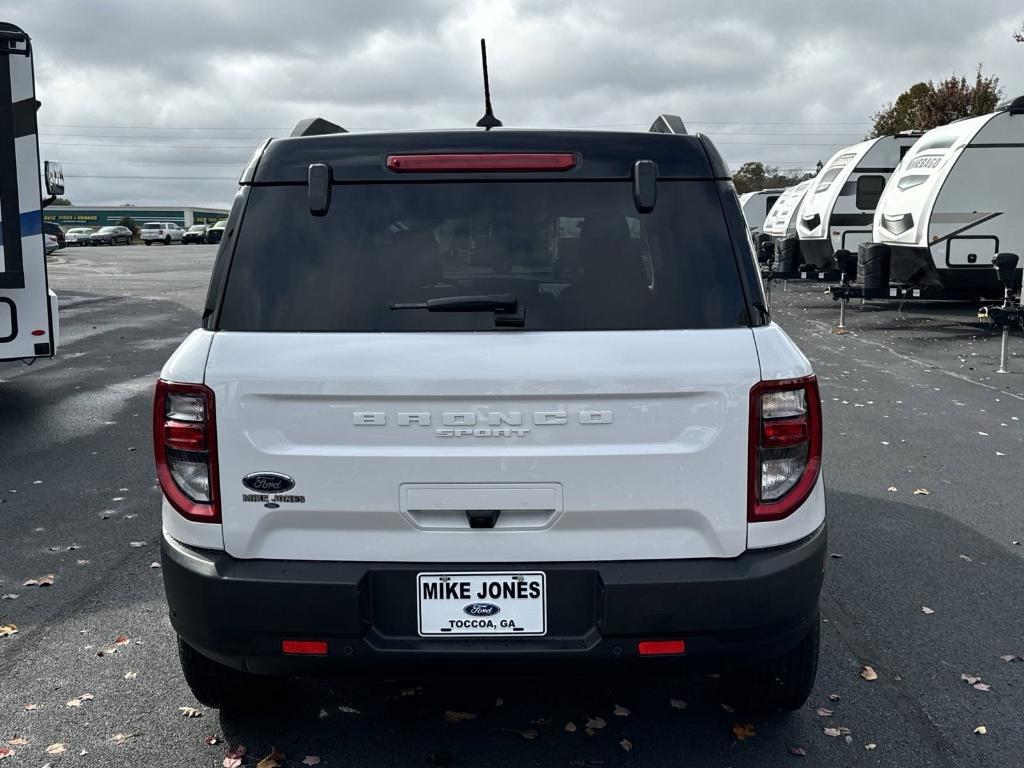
281, 639, 328, 656
637, 639, 686, 656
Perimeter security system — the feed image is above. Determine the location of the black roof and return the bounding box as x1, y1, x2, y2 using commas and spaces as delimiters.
248, 129, 727, 184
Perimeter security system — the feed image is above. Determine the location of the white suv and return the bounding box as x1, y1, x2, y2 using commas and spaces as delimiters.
141, 221, 184, 245
156, 117, 826, 712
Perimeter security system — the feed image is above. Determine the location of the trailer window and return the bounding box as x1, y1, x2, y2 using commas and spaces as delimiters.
855, 175, 886, 210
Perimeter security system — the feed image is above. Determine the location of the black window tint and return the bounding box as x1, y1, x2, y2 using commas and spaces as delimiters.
855, 175, 886, 210
217, 181, 748, 332
765, 195, 780, 212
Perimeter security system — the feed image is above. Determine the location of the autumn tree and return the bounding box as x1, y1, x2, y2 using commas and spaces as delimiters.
870, 67, 1002, 137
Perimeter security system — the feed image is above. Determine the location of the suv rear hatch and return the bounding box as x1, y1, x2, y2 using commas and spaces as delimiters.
203, 133, 762, 563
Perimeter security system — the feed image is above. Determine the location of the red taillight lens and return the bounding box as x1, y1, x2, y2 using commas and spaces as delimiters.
637, 639, 686, 656
153, 380, 219, 523
748, 377, 822, 523
386, 153, 577, 173
282, 640, 328, 656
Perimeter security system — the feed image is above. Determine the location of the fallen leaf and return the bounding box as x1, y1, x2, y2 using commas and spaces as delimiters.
110, 733, 139, 746
865, 743, 877, 750
256, 746, 285, 768
23, 574, 55, 587
887, 486, 898, 492
224, 745, 247, 767
959, 554, 973, 562
129, 541, 147, 548
861, 666, 878, 681
178, 706, 203, 718
961, 673, 981, 685
0, 594, 17, 600
669, 698, 687, 710
974, 725, 987, 735
828, 693, 841, 702
443, 710, 478, 723
789, 746, 808, 757
519, 729, 539, 740
815, 707, 833, 717
585, 716, 607, 730
732, 723, 756, 741
302, 758, 321, 766
913, 488, 930, 495
921, 607, 935, 615
77, 559, 90, 566
829, 553, 843, 559
114, 635, 131, 646
338, 705, 361, 714
5, 739, 27, 747
124, 671, 138, 680
720, 702, 736, 713
973, 682, 992, 692
224, 760, 242, 768
823, 726, 851, 737
564, 722, 577, 733
23, 704, 37, 711
0, 747, 12, 760
205, 736, 222, 746
619, 738, 633, 752
1000, 655, 1020, 663
45, 743, 67, 755
0, 624, 17, 638
150, 562, 162, 569
613, 704, 631, 717
318, 708, 329, 719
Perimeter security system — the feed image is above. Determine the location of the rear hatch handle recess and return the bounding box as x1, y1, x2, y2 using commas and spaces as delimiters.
390, 294, 525, 327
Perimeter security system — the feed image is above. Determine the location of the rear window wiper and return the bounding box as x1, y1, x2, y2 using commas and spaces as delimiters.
390, 294, 523, 327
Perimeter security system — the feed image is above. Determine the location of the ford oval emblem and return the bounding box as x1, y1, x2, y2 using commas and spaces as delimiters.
463, 602, 501, 617
242, 472, 295, 493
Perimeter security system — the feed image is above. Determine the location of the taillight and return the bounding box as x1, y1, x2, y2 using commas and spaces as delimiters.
153, 380, 219, 523
386, 153, 577, 173
748, 377, 822, 522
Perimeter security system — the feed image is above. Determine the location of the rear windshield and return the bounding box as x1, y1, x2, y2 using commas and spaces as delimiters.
142, 223, 162, 229
217, 181, 748, 332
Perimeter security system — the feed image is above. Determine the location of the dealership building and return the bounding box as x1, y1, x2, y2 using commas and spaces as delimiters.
43, 205, 229, 230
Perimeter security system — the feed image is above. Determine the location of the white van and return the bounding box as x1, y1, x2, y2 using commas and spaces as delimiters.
797, 133, 921, 269
872, 96, 1024, 297
0, 23, 59, 364
738, 188, 784, 238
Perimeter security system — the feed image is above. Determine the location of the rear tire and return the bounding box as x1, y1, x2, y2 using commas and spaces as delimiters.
721, 613, 820, 714
145, 240, 151, 246
177, 636, 285, 710
164, 235, 171, 245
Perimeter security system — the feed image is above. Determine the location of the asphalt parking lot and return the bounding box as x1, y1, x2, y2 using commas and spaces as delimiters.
2, 245, 1023, 767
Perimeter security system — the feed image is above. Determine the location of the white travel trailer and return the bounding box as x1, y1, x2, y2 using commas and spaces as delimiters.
0, 22, 59, 363
761, 180, 812, 272
872, 96, 1024, 297
796, 132, 921, 269
738, 188, 783, 238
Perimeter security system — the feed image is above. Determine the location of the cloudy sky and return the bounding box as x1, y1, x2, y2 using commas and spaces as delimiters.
11, 0, 1024, 208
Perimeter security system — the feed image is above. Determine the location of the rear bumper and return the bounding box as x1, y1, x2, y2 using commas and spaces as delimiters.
162, 524, 826, 676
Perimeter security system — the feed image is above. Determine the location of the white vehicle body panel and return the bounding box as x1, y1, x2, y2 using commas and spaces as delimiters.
0, 27, 57, 362
797, 135, 920, 266
763, 180, 811, 239
141, 222, 185, 242
872, 106, 1024, 290
739, 189, 784, 237
204, 329, 768, 563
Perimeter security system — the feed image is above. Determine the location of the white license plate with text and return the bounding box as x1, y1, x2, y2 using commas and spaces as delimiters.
416, 571, 547, 637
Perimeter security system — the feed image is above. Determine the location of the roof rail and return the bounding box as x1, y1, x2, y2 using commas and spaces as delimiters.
290, 118, 347, 137
996, 94, 1024, 114
649, 114, 687, 135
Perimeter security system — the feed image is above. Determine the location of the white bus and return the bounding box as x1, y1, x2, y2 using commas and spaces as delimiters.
796, 132, 921, 269
0, 22, 58, 364
872, 95, 1024, 297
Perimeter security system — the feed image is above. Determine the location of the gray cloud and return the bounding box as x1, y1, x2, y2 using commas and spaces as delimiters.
9, 0, 1023, 206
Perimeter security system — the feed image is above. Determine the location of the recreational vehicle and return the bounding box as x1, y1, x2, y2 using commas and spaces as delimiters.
0, 23, 59, 363
796, 133, 921, 270
738, 188, 783, 237
872, 96, 1024, 297
762, 180, 811, 271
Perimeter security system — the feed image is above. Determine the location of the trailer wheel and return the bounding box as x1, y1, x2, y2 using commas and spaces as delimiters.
776, 237, 800, 273
859, 244, 891, 297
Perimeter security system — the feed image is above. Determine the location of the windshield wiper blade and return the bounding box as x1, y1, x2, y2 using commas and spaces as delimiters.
390, 294, 518, 312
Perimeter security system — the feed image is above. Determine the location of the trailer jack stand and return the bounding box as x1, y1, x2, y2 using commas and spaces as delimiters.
830, 250, 858, 334
978, 253, 1022, 374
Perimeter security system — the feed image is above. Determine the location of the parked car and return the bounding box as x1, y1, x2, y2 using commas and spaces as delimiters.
205, 219, 227, 244
43, 233, 59, 255
64, 227, 95, 246
141, 221, 185, 245
182, 224, 209, 244
157, 115, 826, 714
43, 221, 65, 249
89, 225, 133, 246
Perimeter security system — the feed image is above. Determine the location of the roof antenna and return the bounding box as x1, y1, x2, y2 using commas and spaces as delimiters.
475, 38, 502, 130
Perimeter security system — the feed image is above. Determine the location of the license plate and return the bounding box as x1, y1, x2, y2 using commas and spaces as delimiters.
416, 571, 546, 637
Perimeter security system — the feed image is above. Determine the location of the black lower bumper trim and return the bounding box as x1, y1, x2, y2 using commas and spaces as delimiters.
162, 525, 826, 675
